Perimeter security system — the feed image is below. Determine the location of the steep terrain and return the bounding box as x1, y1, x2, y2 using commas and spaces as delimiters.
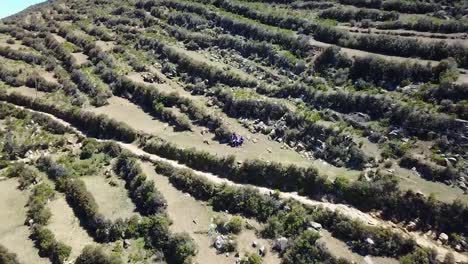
0, 0, 467, 263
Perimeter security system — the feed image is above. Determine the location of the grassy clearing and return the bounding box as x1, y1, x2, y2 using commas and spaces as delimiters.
81, 174, 137, 221
47, 194, 96, 259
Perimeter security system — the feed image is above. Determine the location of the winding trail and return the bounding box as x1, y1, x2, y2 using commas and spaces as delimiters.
3, 101, 467, 262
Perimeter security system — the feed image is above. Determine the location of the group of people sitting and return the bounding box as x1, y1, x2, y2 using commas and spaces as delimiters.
229, 133, 245, 147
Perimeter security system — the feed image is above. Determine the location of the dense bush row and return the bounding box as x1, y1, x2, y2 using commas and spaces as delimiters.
377, 18, 468, 34
399, 155, 458, 183
143, 137, 328, 193
202, 0, 468, 67
71, 69, 111, 106
0, 64, 24, 87
26, 73, 61, 93
0, 46, 45, 64
75, 245, 123, 264
139, 0, 312, 58
159, 16, 300, 72
138, 36, 257, 87
381, 0, 439, 14
282, 230, 348, 264
318, 7, 399, 22
113, 153, 167, 215
0, 64, 61, 92
44, 34, 77, 70
418, 82, 468, 119
283, 82, 460, 141
156, 161, 417, 258
0, 92, 137, 142
0, 245, 21, 264
27, 183, 55, 226
0, 102, 71, 135
338, 0, 441, 14
30, 224, 72, 264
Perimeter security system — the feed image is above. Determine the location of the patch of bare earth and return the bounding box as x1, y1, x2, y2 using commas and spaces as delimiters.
81, 174, 137, 221
71, 52, 89, 66
96, 40, 115, 52
47, 194, 96, 260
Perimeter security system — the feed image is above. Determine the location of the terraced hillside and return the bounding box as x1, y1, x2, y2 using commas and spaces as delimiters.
0, 0, 467, 263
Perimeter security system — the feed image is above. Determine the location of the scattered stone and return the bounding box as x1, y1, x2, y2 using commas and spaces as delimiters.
438, 233, 449, 243
203, 139, 210, 145
309, 221, 322, 230
109, 180, 118, 187
266, 148, 272, 153
407, 221, 417, 231
365, 238, 374, 245
123, 239, 131, 249
275, 237, 288, 252
252, 241, 258, 248
415, 191, 425, 197
259, 246, 266, 256
214, 235, 226, 250
459, 181, 467, 190
295, 143, 305, 152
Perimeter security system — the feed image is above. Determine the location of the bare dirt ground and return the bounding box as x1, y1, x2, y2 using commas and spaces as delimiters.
6, 86, 48, 98
0, 179, 50, 264
0, 36, 34, 51
81, 174, 137, 221
51, 33, 67, 44
47, 194, 96, 260
95, 40, 115, 52
71, 52, 89, 66
140, 162, 281, 264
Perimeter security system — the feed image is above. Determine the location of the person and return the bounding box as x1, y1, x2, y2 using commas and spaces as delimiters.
230, 133, 244, 147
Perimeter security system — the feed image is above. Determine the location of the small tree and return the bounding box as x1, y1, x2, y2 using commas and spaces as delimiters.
225, 216, 244, 234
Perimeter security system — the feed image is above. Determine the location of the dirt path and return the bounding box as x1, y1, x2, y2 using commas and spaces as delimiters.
4, 102, 467, 262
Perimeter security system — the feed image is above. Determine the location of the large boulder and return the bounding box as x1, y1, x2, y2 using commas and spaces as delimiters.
439, 233, 449, 243
275, 237, 288, 252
